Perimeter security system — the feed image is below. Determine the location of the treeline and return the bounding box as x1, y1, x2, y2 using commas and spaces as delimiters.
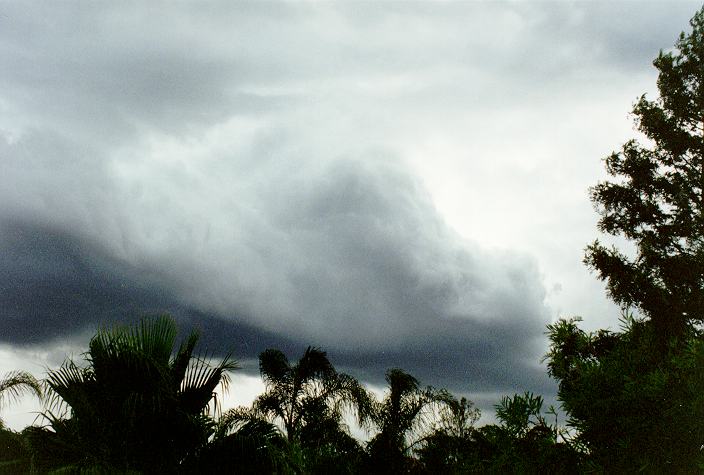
0, 315, 583, 474
4, 5, 704, 474
1, 313, 703, 473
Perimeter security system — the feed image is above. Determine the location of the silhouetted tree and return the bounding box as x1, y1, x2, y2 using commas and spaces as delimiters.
366, 368, 451, 474
415, 395, 481, 474
184, 408, 296, 474
459, 392, 583, 474
219, 346, 371, 473
585, 6, 704, 339
0, 425, 33, 474
34, 315, 236, 473
253, 347, 371, 443
0, 371, 41, 421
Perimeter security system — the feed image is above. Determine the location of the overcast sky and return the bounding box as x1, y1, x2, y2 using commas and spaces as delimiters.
1, 1, 701, 429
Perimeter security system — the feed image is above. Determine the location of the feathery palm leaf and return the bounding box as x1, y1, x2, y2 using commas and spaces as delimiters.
0, 370, 42, 409
367, 368, 452, 472
254, 346, 372, 444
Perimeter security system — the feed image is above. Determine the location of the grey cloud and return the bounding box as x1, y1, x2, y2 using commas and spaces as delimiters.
4, 1, 695, 144
0, 121, 551, 393
0, 218, 171, 343
6, 1, 695, 398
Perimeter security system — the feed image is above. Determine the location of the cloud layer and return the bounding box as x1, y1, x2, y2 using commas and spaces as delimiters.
0, 131, 551, 392
1, 1, 700, 397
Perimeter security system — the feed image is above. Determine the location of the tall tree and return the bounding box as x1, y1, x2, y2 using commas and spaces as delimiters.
585, 7, 704, 337
414, 395, 481, 473
35, 315, 236, 473
545, 9, 704, 470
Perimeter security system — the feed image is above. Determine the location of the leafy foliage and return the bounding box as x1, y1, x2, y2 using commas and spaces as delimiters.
477, 392, 581, 473
546, 315, 704, 472
416, 392, 581, 474
0, 425, 32, 474
185, 408, 296, 474
542, 8, 704, 473
494, 392, 551, 440
414, 395, 481, 473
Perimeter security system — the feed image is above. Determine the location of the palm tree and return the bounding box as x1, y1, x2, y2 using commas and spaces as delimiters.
254, 346, 372, 443
36, 315, 237, 473
415, 396, 482, 473
366, 368, 451, 473
218, 346, 371, 473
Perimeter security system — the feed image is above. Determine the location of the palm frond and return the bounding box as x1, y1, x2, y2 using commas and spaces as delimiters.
216, 406, 282, 439
179, 352, 238, 415
255, 390, 289, 423
45, 361, 92, 417
171, 330, 200, 391
259, 349, 291, 385
295, 347, 335, 383
135, 315, 178, 364
0, 370, 42, 409
323, 372, 374, 428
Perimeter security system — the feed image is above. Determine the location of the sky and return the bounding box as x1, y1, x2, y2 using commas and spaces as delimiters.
1, 1, 701, 430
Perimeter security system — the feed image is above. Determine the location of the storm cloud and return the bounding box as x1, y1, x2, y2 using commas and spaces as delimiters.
0, 1, 700, 400
0, 130, 551, 392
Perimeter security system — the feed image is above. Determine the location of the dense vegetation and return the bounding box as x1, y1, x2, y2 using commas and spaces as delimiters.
2, 6, 704, 475
1, 323, 581, 474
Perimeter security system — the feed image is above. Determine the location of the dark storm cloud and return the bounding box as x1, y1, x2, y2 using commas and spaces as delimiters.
0, 217, 174, 342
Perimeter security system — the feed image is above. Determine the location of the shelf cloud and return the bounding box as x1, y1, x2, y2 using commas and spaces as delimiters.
0, 1, 699, 399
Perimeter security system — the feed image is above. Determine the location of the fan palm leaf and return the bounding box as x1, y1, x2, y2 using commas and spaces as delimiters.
39, 314, 237, 473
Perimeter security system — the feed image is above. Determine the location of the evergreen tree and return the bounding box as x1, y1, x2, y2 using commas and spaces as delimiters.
546, 8, 704, 471
585, 7, 704, 337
